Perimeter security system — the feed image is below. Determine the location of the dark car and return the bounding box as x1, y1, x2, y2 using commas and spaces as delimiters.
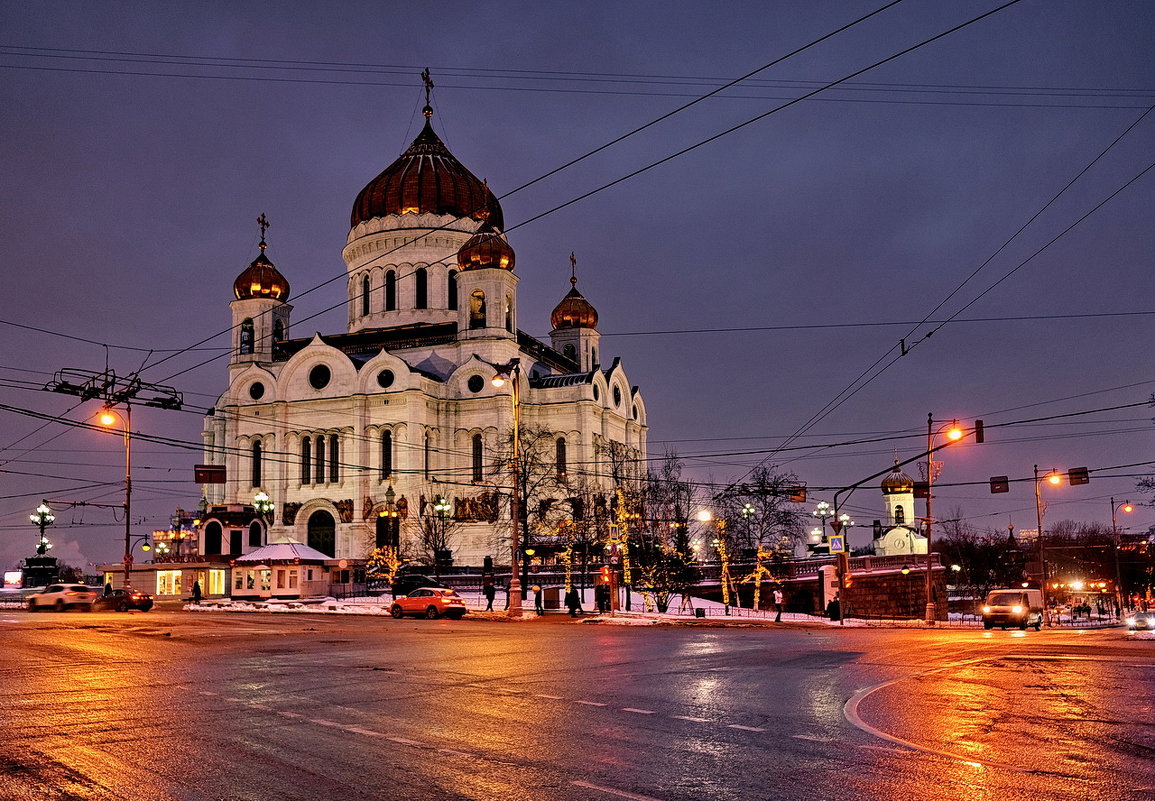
391, 573, 448, 597
94, 588, 154, 612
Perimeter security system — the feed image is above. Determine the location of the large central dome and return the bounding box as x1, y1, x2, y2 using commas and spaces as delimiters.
350, 112, 503, 231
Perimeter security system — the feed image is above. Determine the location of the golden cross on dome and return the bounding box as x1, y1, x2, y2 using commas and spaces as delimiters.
257, 213, 270, 240
570, 252, 577, 286
421, 68, 434, 116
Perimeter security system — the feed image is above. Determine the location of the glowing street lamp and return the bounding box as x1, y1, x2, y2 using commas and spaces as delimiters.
98, 405, 134, 588
30, 501, 55, 555
492, 358, 525, 617
1111, 497, 1133, 611
253, 490, 275, 523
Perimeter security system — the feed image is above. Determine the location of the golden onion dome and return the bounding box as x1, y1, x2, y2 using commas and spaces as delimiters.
550, 276, 598, 330
233, 240, 290, 301
881, 462, 915, 495
456, 223, 516, 271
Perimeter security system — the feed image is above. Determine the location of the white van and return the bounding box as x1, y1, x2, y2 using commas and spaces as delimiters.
982, 588, 1044, 630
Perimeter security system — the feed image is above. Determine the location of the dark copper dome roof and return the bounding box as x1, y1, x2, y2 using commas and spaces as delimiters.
351, 114, 503, 230
234, 242, 290, 301
551, 277, 598, 330
881, 462, 914, 494
457, 224, 515, 271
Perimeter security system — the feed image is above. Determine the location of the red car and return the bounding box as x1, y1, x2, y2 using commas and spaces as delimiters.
390, 587, 467, 620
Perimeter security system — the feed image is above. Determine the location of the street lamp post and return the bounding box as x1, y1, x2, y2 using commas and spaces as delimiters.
98, 404, 134, 588
30, 501, 55, 555
1034, 465, 1062, 622
254, 490, 275, 526
811, 501, 834, 555
492, 359, 524, 617
924, 415, 963, 624
433, 495, 451, 575
1111, 497, 1133, 613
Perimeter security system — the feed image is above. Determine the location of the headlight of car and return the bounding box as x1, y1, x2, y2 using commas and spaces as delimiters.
982, 606, 991, 614
1126, 617, 1137, 626
1012, 605, 1023, 614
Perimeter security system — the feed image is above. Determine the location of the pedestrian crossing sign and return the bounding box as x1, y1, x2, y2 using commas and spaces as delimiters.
829, 535, 846, 553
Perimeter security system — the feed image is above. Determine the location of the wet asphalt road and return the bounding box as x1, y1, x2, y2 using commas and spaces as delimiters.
2, 610, 1153, 801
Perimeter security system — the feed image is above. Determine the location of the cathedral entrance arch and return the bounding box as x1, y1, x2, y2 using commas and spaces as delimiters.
307, 510, 336, 557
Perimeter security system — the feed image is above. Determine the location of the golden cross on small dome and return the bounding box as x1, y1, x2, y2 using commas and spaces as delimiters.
257, 213, 270, 248
570, 252, 577, 286
421, 68, 435, 117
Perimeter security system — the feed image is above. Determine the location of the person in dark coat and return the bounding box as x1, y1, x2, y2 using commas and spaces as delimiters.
192, 580, 203, 604
483, 580, 496, 611
565, 588, 583, 617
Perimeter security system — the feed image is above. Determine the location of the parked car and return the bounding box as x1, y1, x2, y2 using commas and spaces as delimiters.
26, 584, 100, 612
1126, 611, 1155, 631
94, 588, 154, 612
390, 587, 467, 620
390, 573, 448, 597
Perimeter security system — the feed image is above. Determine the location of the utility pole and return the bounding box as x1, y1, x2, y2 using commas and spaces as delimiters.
46, 369, 182, 587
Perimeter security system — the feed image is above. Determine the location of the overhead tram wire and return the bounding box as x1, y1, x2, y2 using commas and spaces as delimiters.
135, 0, 909, 382
145, 0, 1025, 388
723, 103, 1155, 489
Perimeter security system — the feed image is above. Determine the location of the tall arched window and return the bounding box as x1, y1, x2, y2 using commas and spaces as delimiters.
385, 270, 397, 311
361, 275, 371, 316
415, 267, 428, 309
251, 441, 262, 487
301, 438, 311, 484
505, 295, 513, 332
239, 318, 254, 355
315, 435, 326, 484
329, 433, 340, 482
556, 437, 567, 481
204, 521, 223, 555
469, 290, 486, 329
447, 270, 458, 310
307, 510, 336, 558
248, 520, 263, 548
381, 430, 393, 479
273, 319, 285, 344
472, 433, 484, 482
895, 505, 905, 525
424, 431, 431, 479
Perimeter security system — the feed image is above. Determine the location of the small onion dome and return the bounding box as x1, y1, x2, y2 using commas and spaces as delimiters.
350, 111, 503, 230
881, 462, 914, 494
550, 277, 599, 330
456, 223, 515, 271
233, 242, 290, 301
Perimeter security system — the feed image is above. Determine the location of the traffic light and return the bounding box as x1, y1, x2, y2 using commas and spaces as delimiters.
789, 487, 807, 503
989, 476, 1010, 494
599, 565, 612, 584
974, 419, 984, 444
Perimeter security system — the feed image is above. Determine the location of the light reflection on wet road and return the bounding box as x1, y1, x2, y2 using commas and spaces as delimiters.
1, 611, 1152, 800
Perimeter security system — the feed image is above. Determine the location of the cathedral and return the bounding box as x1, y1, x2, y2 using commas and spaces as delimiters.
872, 463, 928, 556
199, 99, 648, 571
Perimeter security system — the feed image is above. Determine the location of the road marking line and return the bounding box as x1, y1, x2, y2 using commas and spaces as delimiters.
277, 711, 303, 718
571, 780, 666, 801
198, 691, 217, 696
671, 715, 709, 723
727, 724, 765, 732
224, 697, 243, 703
311, 719, 342, 727
387, 736, 424, 746
438, 748, 473, 757
576, 700, 607, 706
622, 708, 656, 715
346, 727, 381, 736
535, 694, 563, 699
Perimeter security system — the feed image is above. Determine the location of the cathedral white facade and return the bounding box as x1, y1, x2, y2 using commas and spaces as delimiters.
200, 103, 647, 568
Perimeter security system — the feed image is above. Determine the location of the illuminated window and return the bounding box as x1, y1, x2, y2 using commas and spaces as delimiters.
469, 290, 486, 329
239, 318, 254, 355
156, 570, 182, 596
208, 570, 225, 595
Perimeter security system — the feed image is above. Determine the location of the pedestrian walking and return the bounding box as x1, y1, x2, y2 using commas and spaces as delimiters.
565, 588, 583, 617
533, 584, 544, 615
483, 580, 496, 611
192, 580, 203, 604
773, 587, 783, 622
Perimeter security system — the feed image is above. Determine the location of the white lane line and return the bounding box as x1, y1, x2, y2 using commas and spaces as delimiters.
671, 715, 709, 723
198, 691, 218, 696
224, 697, 243, 703
727, 724, 765, 732
576, 700, 607, 707
387, 736, 424, 746
792, 734, 835, 742
621, 708, 656, 715
571, 780, 666, 801
311, 719, 343, 728
535, 694, 563, 699
277, 711, 303, 718
346, 726, 381, 736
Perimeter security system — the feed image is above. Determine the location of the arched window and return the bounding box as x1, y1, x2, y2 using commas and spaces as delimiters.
505, 295, 513, 332
563, 344, 576, 361
239, 318, 254, 355
361, 275, 371, 316
895, 505, 905, 525
329, 433, 340, 483
591, 346, 598, 366
415, 267, 428, 309
272, 319, 285, 344
385, 270, 397, 311
447, 270, 458, 310
307, 510, 336, 558
251, 441, 262, 487
469, 290, 486, 329
300, 438, 311, 484
248, 520, 263, 548
424, 431, 431, 479
315, 435, 326, 484
472, 433, 484, 482
556, 437, 567, 481
381, 430, 393, 479
204, 521, 223, 555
